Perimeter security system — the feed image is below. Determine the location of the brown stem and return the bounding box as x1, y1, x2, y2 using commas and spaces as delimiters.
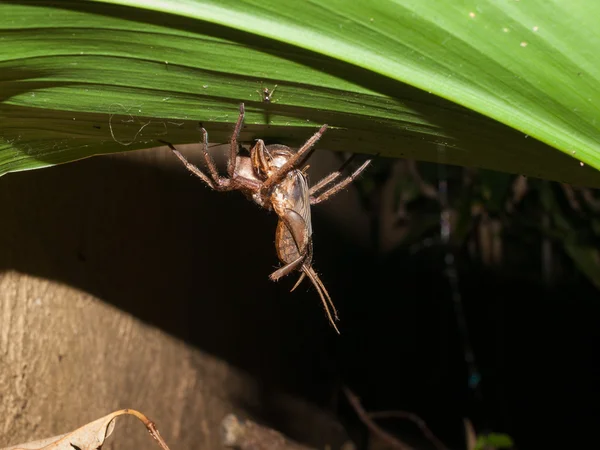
114, 409, 172, 450
342, 386, 414, 450
368, 411, 449, 450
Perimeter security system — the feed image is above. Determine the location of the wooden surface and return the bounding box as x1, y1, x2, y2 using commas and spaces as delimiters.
0, 147, 358, 450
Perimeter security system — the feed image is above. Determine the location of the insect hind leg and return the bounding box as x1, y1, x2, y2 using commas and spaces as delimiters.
269, 254, 305, 281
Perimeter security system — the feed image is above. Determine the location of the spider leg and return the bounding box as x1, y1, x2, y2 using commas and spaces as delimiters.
162, 127, 233, 191
260, 124, 328, 195
308, 153, 359, 195
196, 127, 223, 185
310, 158, 372, 205
228, 103, 245, 177
160, 140, 216, 189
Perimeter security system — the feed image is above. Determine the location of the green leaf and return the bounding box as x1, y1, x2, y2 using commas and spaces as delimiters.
475, 432, 514, 450
2, 1, 600, 187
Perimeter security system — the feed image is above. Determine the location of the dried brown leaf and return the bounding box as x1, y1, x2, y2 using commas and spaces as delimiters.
1, 409, 171, 450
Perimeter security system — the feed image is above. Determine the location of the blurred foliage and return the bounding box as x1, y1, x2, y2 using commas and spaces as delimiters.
475, 432, 515, 450
352, 155, 600, 290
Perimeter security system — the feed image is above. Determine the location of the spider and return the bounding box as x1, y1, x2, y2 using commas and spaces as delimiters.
162, 103, 372, 333
258, 84, 277, 103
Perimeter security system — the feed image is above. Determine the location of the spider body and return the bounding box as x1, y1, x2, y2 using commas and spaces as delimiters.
164, 103, 371, 333
258, 84, 277, 103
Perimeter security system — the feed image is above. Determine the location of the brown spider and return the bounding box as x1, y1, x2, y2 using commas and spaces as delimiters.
162, 103, 371, 333
258, 84, 277, 103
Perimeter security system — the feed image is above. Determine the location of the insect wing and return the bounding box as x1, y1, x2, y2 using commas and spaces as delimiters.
288, 170, 312, 237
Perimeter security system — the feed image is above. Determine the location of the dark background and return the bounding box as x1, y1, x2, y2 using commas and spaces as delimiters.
1, 148, 598, 449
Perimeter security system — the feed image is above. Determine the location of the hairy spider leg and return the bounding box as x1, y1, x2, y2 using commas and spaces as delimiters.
228, 103, 246, 177
160, 140, 216, 188
164, 103, 250, 191
197, 127, 225, 187
163, 128, 233, 191
309, 153, 359, 194
310, 158, 373, 205
259, 124, 329, 195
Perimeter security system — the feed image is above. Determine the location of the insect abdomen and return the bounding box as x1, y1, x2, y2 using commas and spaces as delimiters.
275, 219, 301, 264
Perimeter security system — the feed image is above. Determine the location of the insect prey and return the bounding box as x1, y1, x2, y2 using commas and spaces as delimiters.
163, 103, 372, 333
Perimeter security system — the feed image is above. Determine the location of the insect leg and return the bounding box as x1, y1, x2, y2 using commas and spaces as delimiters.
303, 266, 340, 333
290, 273, 306, 292
310, 158, 372, 205
269, 254, 305, 280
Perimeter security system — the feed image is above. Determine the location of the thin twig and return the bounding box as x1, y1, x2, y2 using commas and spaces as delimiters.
115, 409, 172, 450
368, 411, 449, 450
342, 386, 414, 450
